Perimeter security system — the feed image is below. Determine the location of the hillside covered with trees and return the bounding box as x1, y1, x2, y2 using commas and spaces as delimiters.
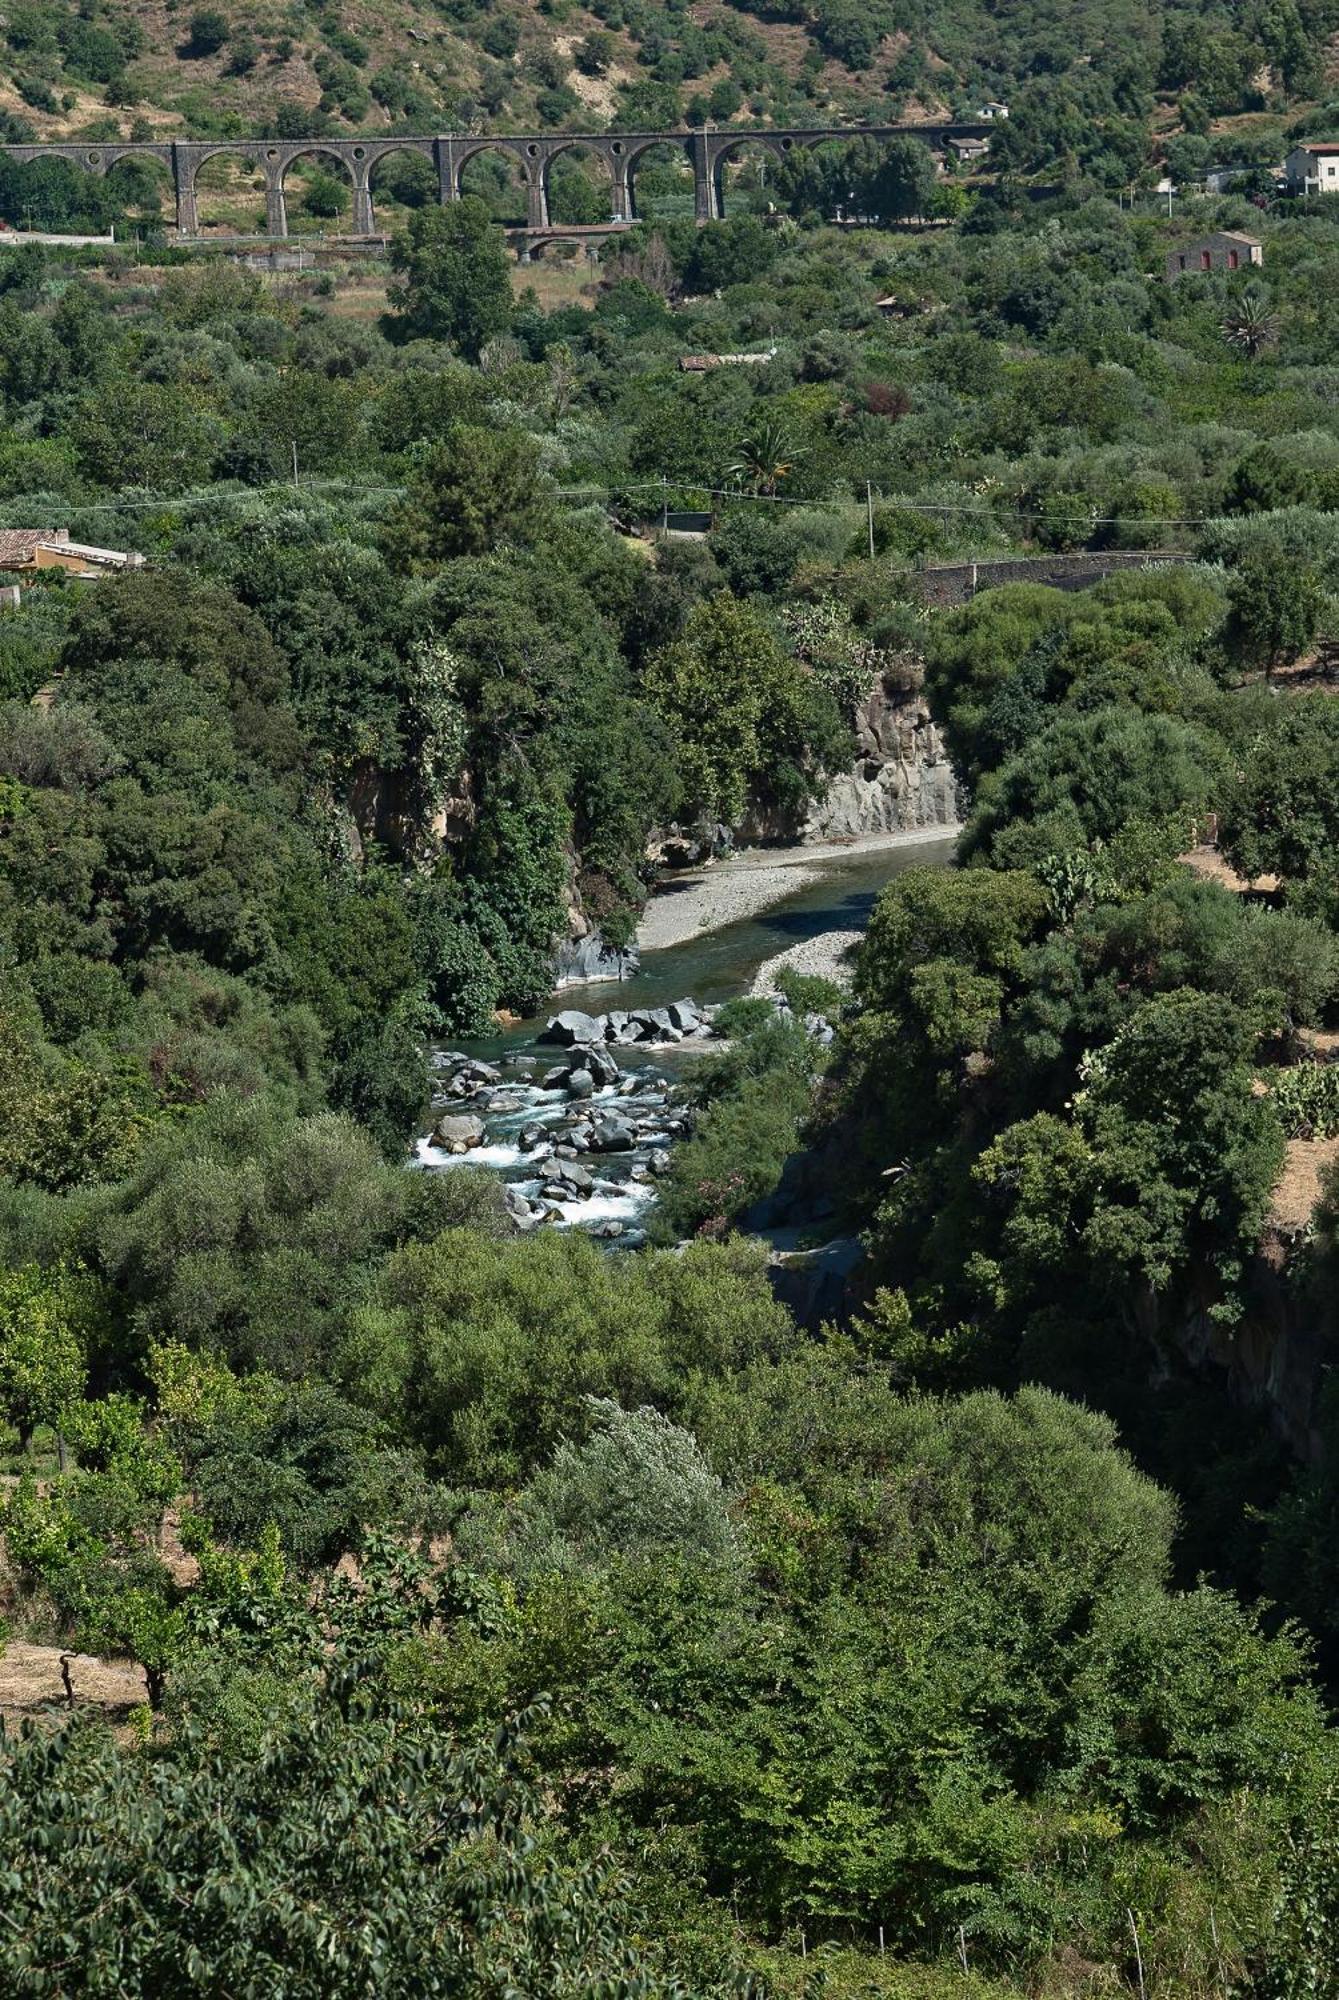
5, 100, 1339, 1999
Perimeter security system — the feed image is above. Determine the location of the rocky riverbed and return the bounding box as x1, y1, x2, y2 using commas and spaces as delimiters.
417, 1016, 709, 1244
415, 830, 957, 1249
416, 993, 834, 1242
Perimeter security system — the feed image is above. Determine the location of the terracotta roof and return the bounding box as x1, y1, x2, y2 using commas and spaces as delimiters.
1298, 141, 1339, 153
0, 528, 55, 566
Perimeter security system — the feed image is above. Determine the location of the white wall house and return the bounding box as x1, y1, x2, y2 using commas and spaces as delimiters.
1285, 142, 1339, 193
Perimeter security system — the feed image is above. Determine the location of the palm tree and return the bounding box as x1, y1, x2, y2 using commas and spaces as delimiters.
1222, 288, 1280, 359
727, 414, 806, 496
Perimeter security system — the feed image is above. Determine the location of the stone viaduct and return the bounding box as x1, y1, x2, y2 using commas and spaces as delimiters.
0, 123, 989, 240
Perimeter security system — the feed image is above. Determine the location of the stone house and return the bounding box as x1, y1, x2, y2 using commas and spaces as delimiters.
0, 527, 144, 578
1164, 231, 1264, 282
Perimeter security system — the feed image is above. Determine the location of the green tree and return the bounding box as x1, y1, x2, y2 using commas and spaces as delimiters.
388, 424, 555, 567
1219, 699, 1339, 882
386, 198, 513, 359
859, 134, 940, 221
961, 708, 1230, 869
349, 1231, 792, 1484
302, 168, 347, 221
645, 591, 839, 822
0, 1545, 714, 1994
67, 381, 218, 491
575, 28, 615, 73
1222, 288, 1280, 359
0, 1264, 87, 1452
179, 1375, 422, 1568
184, 7, 228, 54
476, 1398, 744, 1576
1226, 548, 1323, 676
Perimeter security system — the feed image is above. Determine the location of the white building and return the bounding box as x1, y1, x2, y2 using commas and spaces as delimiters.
1285, 142, 1339, 193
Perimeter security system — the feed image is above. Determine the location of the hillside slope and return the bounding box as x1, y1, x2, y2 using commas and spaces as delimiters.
2, 0, 1338, 180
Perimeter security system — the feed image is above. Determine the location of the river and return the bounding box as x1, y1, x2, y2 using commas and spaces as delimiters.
417, 832, 957, 1237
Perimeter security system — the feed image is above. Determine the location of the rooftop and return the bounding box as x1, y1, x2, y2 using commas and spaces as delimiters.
0, 527, 63, 565
0, 527, 143, 575
678, 350, 776, 371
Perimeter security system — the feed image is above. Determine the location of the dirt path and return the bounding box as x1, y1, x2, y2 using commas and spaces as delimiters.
0, 1640, 147, 1716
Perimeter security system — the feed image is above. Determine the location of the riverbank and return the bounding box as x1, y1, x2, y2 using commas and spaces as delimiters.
750, 929, 862, 997
636, 824, 960, 954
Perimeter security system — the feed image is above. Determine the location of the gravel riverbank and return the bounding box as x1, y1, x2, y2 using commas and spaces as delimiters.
750, 929, 863, 997
636, 824, 959, 954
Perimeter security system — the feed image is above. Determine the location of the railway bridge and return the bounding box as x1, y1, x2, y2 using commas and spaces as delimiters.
0, 123, 990, 239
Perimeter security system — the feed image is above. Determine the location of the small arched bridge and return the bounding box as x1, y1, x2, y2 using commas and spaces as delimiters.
0, 124, 990, 240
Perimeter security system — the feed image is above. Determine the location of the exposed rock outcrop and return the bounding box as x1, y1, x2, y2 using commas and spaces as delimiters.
802, 675, 960, 842
344, 759, 475, 863
551, 932, 641, 987
539, 999, 716, 1047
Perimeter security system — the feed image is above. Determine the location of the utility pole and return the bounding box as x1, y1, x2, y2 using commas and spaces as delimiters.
292, 438, 300, 490
866, 479, 876, 559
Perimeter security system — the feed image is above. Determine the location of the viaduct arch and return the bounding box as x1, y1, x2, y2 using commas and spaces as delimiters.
0, 125, 990, 240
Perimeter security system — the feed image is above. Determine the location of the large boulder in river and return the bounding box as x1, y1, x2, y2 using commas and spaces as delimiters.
435, 1113, 486, 1150
539, 1009, 604, 1046
551, 932, 641, 988
580, 1043, 620, 1085
629, 1007, 679, 1042
589, 1117, 637, 1152
667, 998, 705, 1034
539, 1044, 621, 1097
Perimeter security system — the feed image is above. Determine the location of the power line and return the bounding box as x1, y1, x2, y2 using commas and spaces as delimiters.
560, 479, 1209, 531
4, 471, 1208, 538
0, 479, 409, 517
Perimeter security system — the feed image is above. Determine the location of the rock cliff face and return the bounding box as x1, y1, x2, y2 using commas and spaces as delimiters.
551, 932, 641, 987
802, 673, 961, 843
344, 759, 474, 863
1173, 1263, 1328, 1464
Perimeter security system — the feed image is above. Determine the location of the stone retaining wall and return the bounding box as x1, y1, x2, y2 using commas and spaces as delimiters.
913, 549, 1187, 609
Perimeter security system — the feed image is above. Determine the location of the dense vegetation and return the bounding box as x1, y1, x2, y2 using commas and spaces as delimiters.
8, 146, 1339, 1997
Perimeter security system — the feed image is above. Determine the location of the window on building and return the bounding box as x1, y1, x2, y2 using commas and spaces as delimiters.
1228, 249, 1239, 269
1201, 249, 1212, 269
